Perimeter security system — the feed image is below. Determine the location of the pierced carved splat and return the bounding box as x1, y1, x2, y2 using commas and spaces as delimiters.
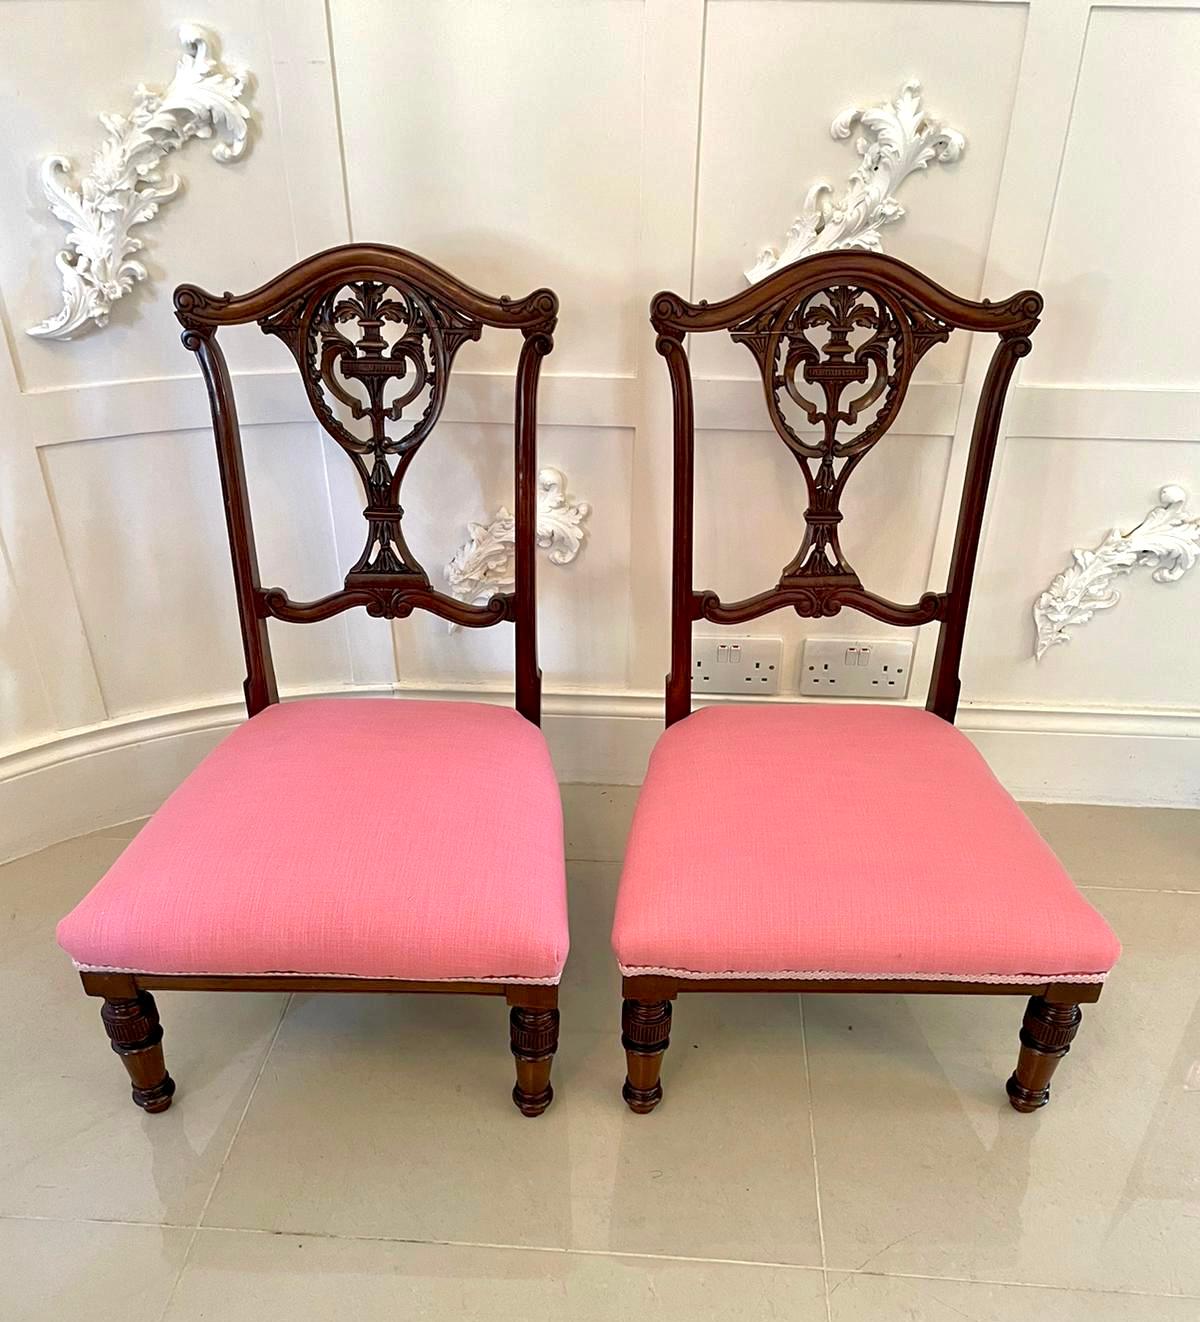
649, 249, 1041, 727
731, 282, 951, 586
261, 276, 481, 583
174, 243, 558, 722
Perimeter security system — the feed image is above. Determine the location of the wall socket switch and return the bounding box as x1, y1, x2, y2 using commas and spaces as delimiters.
693, 635, 782, 695
799, 637, 913, 698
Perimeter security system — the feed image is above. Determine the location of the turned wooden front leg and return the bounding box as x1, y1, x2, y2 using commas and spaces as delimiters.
101, 992, 176, 1113
1006, 996, 1082, 1113
510, 1005, 560, 1117
622, 998, 672, 1114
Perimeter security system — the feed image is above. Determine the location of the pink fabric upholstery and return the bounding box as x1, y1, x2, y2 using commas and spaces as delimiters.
58, 699, 568, 982
612, 705, 1119, 982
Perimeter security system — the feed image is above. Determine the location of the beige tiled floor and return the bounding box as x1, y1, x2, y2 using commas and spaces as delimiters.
1, 791, 1197, 1320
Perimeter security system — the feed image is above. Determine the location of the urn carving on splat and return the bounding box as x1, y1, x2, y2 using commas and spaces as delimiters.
261, 276, 481, 589
730, 281, 952, 598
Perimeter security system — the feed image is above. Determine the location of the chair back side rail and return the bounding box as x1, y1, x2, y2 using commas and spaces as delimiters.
514, 331, 552, 723
925, 332, 1033, 720
185, 329, 279, 715
663, 334, 697, 727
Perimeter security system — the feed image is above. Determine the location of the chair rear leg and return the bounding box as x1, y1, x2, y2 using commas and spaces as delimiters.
101, 991, 176, 1113
510, 992, 559, 1117
1006, 995, 1082, 1113
622, 998, 672, 1114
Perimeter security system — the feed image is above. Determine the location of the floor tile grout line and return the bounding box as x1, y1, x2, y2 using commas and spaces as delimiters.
153, 1229, 200, 1321
194, 992, 294, 1228
188, 1225, 829, 1274
141, 1222, 1200, 1301
822, 1265, 1200, 1301
0, 1212, 196, 1232
797, 994, 832, 1322
152, 992, 294, 1322
5, 1208, 1199, 1303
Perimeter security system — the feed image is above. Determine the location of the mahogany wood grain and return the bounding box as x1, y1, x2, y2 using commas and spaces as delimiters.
510, 998, 560, 1117
1006, 995, 1084, 1112
99, 991, 175, 1113
621, 997, 672, 1114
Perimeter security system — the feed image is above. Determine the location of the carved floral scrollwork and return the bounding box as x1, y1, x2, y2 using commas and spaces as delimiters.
694, 585, 945, 627
28, 26, 252, 340
731, 281, 949, 584
747, 79, 965, 284
1033, 486, 1200, 659
261, 275, 482, 582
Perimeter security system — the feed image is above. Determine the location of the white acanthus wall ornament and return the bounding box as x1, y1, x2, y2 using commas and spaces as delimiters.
1033, 486, 1200, 660
445, 468, 590, 619
746, 79, 965, 284
27, 25, 252, 341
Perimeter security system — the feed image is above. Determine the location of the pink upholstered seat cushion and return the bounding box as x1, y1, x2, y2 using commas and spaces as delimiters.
612, 705, 1119, 983
58, 699, 568, 983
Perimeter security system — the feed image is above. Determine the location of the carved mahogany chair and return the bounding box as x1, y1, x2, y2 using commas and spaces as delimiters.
57, 245, 567, 1117
612, 252, 1120, 1114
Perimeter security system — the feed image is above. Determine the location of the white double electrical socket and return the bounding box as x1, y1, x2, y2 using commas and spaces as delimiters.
692, 635, 783, 695
799, 637, 913, 698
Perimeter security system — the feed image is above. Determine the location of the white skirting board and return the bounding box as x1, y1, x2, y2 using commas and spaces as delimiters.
1, 686, 1196, 865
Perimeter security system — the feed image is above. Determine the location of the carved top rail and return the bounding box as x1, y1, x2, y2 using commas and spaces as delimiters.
175, 244, 557, 719
176, 244, 557, 332
176, 245, 557, 629
654, 251, 1041, 724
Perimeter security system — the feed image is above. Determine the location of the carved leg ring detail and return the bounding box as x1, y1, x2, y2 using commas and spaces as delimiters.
510, 1006, 559, 1117
100, 992, 176, 1113
622, 999, 672, 1114
1006, 996, 1081, 1113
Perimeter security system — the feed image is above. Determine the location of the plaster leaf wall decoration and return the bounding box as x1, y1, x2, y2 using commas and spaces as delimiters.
1033, 486, 1200, 660
746, 79, 965, 284
445, 468, 591, 621
27, 25, 252, 341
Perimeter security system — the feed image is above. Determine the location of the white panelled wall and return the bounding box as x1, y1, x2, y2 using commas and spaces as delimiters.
1, 0, 1197, 861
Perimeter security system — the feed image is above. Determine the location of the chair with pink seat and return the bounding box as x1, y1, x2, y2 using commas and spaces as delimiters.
57, 244, 568, 1117
612, 252, 1119, 1115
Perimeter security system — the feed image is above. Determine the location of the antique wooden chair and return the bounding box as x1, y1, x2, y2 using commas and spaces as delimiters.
57, 245, 568, 1117
612, 252, 1119, 1114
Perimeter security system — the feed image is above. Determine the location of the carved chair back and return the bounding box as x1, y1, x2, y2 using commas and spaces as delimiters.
175, 244, 558, 724
652, 251, 1040, 725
